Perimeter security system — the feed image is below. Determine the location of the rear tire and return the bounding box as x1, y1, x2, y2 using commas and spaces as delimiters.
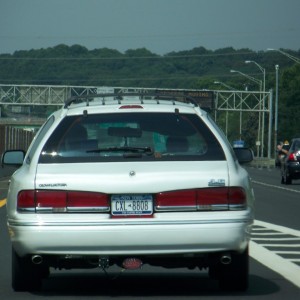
12, 248, 48, 292
217, 247, 249, 292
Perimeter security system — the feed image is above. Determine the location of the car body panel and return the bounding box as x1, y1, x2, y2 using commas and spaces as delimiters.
3, 94, 255, 291
7, 159, 254, 257
10, 217, 251, 257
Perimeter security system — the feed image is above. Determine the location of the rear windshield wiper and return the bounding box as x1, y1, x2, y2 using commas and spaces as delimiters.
87, 146, 154, 156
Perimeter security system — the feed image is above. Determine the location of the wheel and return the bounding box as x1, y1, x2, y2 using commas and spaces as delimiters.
12, 248, 48, 292
216, 247, 249, 292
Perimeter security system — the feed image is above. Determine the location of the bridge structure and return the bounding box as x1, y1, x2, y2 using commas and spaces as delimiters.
0, 84, 273, 158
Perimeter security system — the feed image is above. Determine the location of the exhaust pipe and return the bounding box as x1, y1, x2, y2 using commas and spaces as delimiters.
220, 253, 232, 265
32, 255, 43, 265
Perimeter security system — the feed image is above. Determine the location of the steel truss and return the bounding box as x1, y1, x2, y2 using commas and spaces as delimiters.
214, 90, 272, 158
0, 84, 273, 158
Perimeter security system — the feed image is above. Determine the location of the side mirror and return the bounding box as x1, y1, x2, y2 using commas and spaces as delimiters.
233, 147, 254, 164
1, 150, 26, 167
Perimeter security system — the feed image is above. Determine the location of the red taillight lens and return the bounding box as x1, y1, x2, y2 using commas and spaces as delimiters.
17, 190, 109, 213
67, 191, 109, 212
36, 190, 67, 212
17, 190, 35, 212
197, 188, 228, 210
155, 187, 247, 212
288, 153, 297, 161
198, 187, 246, 210
228, 187, 247, 210
156, 190, 197, 211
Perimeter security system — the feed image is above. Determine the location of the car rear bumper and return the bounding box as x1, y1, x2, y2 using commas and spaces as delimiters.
287, 162, 300, 179
8, 217, 253, 257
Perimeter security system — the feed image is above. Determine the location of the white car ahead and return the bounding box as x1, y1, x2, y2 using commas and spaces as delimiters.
2, 93, 255, 292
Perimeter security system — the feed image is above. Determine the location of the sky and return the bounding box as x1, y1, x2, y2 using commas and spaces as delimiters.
0, 0, 299, 55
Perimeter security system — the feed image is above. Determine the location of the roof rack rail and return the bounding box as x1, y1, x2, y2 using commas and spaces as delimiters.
64, 92, 199, 109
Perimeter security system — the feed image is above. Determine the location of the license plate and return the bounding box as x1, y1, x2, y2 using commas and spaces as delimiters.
111, 194, 153, 216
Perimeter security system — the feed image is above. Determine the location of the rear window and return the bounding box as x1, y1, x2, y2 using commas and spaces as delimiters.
39, 112, 225, 163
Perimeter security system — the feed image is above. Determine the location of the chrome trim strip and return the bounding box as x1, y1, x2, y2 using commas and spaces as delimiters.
155, 205, 197, 211
67, 207, 110, 213
229, 204, 247, 210
35, 207, 110, 213
8, 218, 253, 227
197, 204, 228, 211
36, 207, 67, 213
155, 204, 232, 211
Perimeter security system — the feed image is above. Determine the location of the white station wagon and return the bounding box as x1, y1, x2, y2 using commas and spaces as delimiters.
2, 92, 255, 292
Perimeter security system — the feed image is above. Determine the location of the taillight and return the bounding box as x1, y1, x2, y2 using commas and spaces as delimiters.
67, 191, 109, 212
198, 187, 246, 210
288, 153, 297, 161
17, 190, 110, 213
228, 187, 247, 210
155, 187, 246, 212
197, 188, 229, 210
17, 190, 35, 212
156, 190, 197, 211
36, 190, 67, 212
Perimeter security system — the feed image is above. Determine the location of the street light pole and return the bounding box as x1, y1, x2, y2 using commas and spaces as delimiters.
230, 69, 262, 90
245, 60, 265, 92
213, 81, 235, 90
274, 65, 279, 157
267, 48, 300, 64
245, 60, 266, 157
230, 69, 263, 157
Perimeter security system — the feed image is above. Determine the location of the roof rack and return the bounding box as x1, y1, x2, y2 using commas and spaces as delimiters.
64, 92, 199, 109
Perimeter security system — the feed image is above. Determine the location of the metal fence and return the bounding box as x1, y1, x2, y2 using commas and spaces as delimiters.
0, 84, 273, 158
0, 125, 35, 156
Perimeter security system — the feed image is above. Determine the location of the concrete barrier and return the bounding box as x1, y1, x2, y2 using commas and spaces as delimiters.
249, 158, 275, 169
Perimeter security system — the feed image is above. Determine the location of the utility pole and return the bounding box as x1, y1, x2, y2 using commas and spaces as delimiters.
274, 65, 279, 156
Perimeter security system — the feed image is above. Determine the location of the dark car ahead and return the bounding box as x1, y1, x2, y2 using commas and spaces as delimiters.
281, 138, 300, 184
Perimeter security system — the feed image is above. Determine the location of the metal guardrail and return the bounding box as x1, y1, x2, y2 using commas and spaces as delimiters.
249, 158, 275, 168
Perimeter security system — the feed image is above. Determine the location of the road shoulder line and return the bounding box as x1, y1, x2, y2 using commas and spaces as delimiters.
254, 219, 300, 237
250, 240, 300, 288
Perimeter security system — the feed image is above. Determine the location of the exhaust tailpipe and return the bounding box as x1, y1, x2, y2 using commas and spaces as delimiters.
32, 255, 43, 264
220, 253, 232, 265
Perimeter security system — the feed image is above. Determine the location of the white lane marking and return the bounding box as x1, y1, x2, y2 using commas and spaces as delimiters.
253, 237, 300, 241
250, 241, 300, 288
252, 227, 277, 231
254, 220, 300, 237
252, 232, 297, 236
250, 220, 300, 288
255, 244, 300, 247
251, 180, 300, 193
275, 251, 300, 254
